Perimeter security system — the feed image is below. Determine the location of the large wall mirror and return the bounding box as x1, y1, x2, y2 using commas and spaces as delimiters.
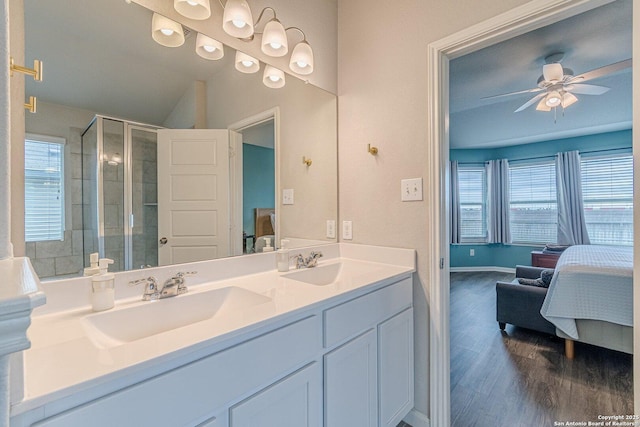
24, 0, 337, 279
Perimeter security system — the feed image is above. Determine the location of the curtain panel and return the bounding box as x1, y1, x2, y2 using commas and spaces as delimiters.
450, 160, 461, 244
486, 159, 511, 244
556, 150, 590, 245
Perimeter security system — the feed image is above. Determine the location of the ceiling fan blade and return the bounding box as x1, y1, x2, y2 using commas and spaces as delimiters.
543, 63, 563, 82
535, 97, 552, 112
566, 83, 610, 95
481, 87, 542, 100
569, 58, 632, 83
514, 93, 546, 112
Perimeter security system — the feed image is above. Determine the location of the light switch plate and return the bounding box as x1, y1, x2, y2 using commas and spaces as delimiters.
326, 220, 336, 239
342, 220, 353, 240
401, 178, 423, 201
282, 188, 294, 205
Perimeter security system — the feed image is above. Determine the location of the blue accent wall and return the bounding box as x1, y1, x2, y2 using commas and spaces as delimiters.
243, 144, 275, 235
450, 130, 632, 268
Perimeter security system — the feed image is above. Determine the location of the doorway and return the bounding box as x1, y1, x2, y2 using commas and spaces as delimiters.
426, 0, 636, 425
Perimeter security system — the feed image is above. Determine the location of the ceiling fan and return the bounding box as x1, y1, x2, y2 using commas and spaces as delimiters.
484, 52, 632, 113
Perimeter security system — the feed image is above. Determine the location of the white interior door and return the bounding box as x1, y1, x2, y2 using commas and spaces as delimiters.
157, 129, 230, 266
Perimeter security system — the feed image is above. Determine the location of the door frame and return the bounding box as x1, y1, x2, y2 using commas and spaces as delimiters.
426, 0, 629, 425
228, 107, 281, 254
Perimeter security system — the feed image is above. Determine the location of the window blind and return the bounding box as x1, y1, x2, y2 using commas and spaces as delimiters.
25, 139, 64, 242
509, 162, 557, 244
458, 167, 486, 242
581, 155, 633, 246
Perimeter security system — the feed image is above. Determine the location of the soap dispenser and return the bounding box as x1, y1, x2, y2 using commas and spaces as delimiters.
83, 252, 100, 276
262, 237, 274, 252
91, 258, 115, 312
277, 239, 290, 272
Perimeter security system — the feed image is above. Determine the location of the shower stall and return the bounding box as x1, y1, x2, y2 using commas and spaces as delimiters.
81, 116, 160, 272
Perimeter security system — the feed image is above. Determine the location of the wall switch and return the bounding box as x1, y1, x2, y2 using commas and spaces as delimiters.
342, 220, 353, 240
326, 220, 336, 239
401, 178, 423, 201
470, 249, 475, 257
282, 188, 294, 205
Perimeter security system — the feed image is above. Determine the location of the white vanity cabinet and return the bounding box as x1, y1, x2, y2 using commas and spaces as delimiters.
324, 277, 414, 427
14, 275, 414, 427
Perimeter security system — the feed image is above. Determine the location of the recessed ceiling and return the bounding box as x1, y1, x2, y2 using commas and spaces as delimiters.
449, 0, 632, 149
25, 0, 232, 126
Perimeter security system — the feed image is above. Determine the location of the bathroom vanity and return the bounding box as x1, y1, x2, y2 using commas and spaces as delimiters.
10, 244, 415, 427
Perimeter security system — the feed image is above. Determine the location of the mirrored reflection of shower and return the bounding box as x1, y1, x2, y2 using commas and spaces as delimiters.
81, 116, 160, 272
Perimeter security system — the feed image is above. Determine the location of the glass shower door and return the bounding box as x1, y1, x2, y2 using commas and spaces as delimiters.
127, 126, 158, 269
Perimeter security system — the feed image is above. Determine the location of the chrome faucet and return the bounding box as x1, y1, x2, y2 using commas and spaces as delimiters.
129, 271, 197, 301
128, 276, 160, 301
159, 271, 196, 298
293, 251, 323, 269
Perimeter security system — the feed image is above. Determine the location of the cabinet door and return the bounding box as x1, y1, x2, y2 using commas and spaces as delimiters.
230, 363, 322, 427
324, 329, 377, 427
378, 308, 414, 427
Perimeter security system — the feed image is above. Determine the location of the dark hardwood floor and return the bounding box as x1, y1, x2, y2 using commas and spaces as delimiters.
450, 271, 633, 427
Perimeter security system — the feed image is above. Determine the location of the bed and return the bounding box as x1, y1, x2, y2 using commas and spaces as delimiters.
540, 245, 633, 357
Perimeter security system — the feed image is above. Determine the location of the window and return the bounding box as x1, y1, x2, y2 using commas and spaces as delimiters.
509, 162, 557, 244
458, 167, 486, 242
581, 154, 633, 246
24, 136, 65, 242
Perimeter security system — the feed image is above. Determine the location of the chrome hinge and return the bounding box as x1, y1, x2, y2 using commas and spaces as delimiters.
439, 258, 444, 269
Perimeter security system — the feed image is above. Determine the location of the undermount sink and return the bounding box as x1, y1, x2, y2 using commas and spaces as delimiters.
283, 263, 342, 286
82, 286, 272, 348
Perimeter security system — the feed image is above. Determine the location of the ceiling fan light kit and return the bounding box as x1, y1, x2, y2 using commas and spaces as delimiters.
483, 52, 631, 120
143, 0, 315, 89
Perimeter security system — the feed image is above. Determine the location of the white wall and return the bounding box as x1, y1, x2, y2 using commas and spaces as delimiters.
207, 63, 337, 243
337, 0, 531, 418
163, 80, 207, 129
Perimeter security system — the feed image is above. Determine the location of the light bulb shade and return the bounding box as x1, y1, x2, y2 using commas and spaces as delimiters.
542, 63, 564, 82
562, 92, 578, 108
289, 41, 314, 75
174, 0, 211, 20
196, 33, 224, 60
535, 97, 552, 112
223, 0, 254, 38
152, 13, 185, 47
544, 91, 562, 107
235, 51, 259, 73
263, 65, 285, 88
261, 19, 288, 57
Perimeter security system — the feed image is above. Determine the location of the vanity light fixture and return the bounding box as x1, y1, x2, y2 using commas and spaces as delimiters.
222, 0, 254, 39
263, 65, 285, 88
174, 0, 211, 20
235, 51, 260, 73
152, 13, 185, 47
196, 33, 224, 60
289, 38, 314, 75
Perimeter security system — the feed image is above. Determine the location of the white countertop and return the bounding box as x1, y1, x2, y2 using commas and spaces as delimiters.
12, 244, 415, 417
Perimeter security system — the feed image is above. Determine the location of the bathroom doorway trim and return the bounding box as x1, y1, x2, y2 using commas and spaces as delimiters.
425, 0, 635, 425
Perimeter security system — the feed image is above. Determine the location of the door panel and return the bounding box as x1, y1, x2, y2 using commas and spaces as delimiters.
157, 129, 230, 265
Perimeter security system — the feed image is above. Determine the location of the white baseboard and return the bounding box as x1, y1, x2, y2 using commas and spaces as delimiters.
450, 266, 515, 274
403, 409, 430, 427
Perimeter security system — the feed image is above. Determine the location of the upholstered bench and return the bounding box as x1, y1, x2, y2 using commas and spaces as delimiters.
496, 265, 556, 335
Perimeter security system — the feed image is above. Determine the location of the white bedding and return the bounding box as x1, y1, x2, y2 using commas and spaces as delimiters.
540, 245, 633, 339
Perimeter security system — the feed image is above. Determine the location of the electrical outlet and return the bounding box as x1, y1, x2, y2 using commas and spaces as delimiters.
401, 178, 423, 201
282, 188, 294, 205
342, 220, 353, 240
470, 249, 475, 257
326, 220, 336, 239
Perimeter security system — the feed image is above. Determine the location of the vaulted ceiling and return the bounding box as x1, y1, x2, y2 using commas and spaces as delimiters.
449, 0, 632, 149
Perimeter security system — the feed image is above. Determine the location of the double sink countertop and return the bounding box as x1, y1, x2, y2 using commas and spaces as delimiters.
12, 243, 415, 417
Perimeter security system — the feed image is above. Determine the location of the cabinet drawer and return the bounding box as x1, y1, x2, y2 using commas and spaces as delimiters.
34, 316, 321, 427
323, 277, 412, 348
